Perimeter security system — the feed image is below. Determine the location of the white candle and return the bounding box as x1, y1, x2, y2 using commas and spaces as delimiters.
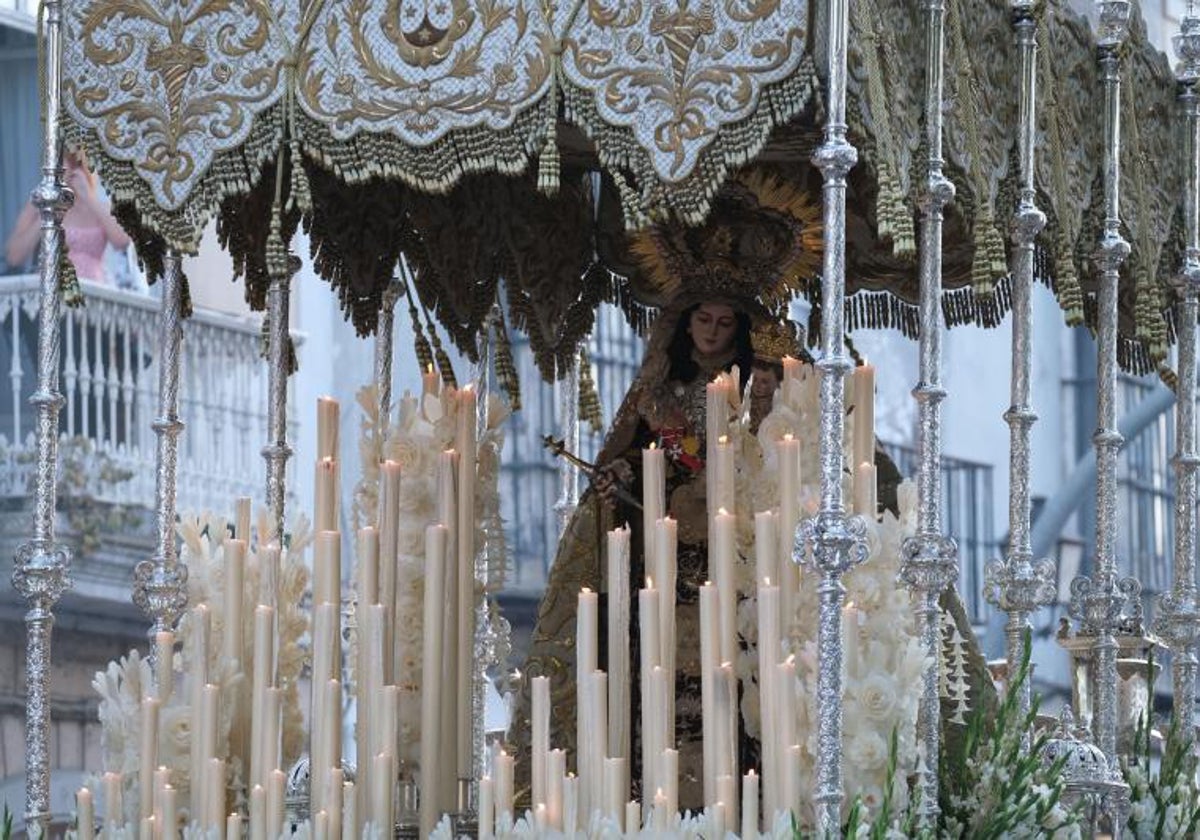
531, 675, 551, 807
638, 582, 662, 800
199, 686, 220, 824
853, 363, 875, 471
226, 812, 240, 840
206, 758, 226, 831
77, 788, 95, 840
577, 587, 599, 678
588, 670, 608, 818
235, 496, 251, 542
139, 816, 154, 840
188, 605, 211, 812
782, 356, 802, 386
266, 771, 285, 840
224, 539, 247, 667
713, 510, 738, 666
754, 511, 777, 587
784, 746, 802, 820
714, 436, 735, 513
138, 698, 159, 821
356, 527, 379, 607
456, 386, 477, 781
602, 757, 626, 824
711, 802, 727, 840
699, 582, 718, 806
654, 517, 677, 744
250, 605, 275, 792
776, 435, 801, 651
494, 750, 515, 823
607, 527, 631, 762
422, 364, 440, 397
371, 753, 394, 837
715, 666, 739, 817
478, 776, 494, 839
776, 659, 797, 800
103, 771, 122, 832
323, 679, 343, 819
265, 687, 282, 773
435, 448, 459, 811
419, 525, 448, 838
379, 461, 402, 686
249, 785, 266, 840
342, 780, 356, 840
313, 530, 341, 607
154, 631, 174, 704
643, 445, 665, 572
576, 587, 599, 818
757, 582, 780, 819
327, 767, 343, 840
625, 800, 642, 834
258, 543, 280, 611
317, 396, 340, 460
854, 462, 877, 519
562, 775, 579, 835
660, 749, 679, 819
547, 749, 565, 830
310, 604, 337, 815
742, 771, 759, 839
314, 458, 339, 533
313, 810, 328, 840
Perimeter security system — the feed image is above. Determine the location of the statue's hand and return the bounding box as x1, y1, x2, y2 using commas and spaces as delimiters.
594, 458, 634, 505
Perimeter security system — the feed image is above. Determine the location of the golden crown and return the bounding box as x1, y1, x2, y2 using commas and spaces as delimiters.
751, 319, 803, 362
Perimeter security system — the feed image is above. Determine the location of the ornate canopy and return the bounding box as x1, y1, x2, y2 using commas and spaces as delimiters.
60, 0, 1185, 379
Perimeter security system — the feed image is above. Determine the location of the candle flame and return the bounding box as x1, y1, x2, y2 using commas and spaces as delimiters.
717, 507, 729, 516
764, 577, 772, 586
581, 586, 592, 594
649, 442, 657, 450
718, 435, 728, 444
646, 576, 654, 589
427, 363, 434, 374
845, 601, 855, 611
783, 433, 794, 442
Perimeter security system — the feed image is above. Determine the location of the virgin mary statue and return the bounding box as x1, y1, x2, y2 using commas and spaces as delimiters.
509, 172, 992, 813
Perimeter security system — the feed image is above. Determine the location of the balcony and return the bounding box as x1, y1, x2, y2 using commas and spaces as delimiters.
0, 275, 294, 522
0, 0, 35, 33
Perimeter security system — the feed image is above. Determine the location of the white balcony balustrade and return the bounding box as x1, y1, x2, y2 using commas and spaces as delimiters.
0, 275, 297, 518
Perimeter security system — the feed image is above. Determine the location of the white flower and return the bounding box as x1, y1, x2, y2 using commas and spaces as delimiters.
855, 673, 898, 723
845, 729, 889, 772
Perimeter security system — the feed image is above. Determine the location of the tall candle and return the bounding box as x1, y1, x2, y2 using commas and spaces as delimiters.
754, 511, 777, 587
314, 458, 339, 533
494, 750, 515, 823
419, 524, 448, 838
138, 698, 158, 821
699, 583, 718, 806
455, 386, 477, 781
638, 582, 662, 800
250, 605, 275, 792
267, 771, 285, 840
317, 396, 340, 460
435, 449, 459, 810
313, 531, 341, 608
661, 748, 679, 819
713, 509, 737, 665
139, 816, 154, 840
103, 771, 122, 831
356, 527, 379, 607
853, 363, 875, 471
327, 767, 344, 840
654, 517, 677, 744
547, 749, 566, 830
576, 588, 598, 817
742, 771, 760, 839
776, 435, 801, 652
225, 812, 239, 840
154, 631, 174, 704
235, 496, 251, 542
588, 670, 608, 819
206, 758, 226, 831
625, 800, 641, 834
160, 786, 176, 839
77, 788, 95, 840
757, 582, 780, 819
310, 604, 337, 815
642, 445, 665, 572
777, 658, 798, 799
711, 801, 727, 840
313, 810, 328, 840
562, 775, 579, 835
784, 746, 802, 820
265, 687, 282, 774
531, 675, 551, 807
250, 785, 266, 840
854, 462, 877, 519
258, 543, 280, 611
323, 679, 343, 819
577, 587, 599, 679
422, 364, 440, 397
602, 758, 627, 825
379, 461, 401, 685
224, 539, 246, 666
188, 605, 211, 813
372, 753, 394, 837
606, 527, 631, 762
715, 665, 739, 817
714, 436, 735, 513
478, 776, 494, 839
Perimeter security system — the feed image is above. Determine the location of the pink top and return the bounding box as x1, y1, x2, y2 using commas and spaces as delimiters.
65, 226, 108, 284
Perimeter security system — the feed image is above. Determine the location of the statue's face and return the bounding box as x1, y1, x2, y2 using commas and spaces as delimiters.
751, 365, 780, 398
688, 303, 737, 355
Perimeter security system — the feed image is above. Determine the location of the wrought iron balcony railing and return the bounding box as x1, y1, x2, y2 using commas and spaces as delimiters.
0, 274, 298, 518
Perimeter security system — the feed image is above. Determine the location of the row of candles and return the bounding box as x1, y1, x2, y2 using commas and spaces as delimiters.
476, 361, 878, 834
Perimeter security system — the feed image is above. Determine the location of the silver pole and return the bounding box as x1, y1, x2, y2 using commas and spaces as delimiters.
801, 0, 868, 827
262, 252, 298, 546
983, 0, 1057, 746
133, 252, 189, 638
1156, 6, 1200, 737
554, 355, 581, 537
899, 0, 959, 821
375, 280, 400, 434
12, 0, 73, 828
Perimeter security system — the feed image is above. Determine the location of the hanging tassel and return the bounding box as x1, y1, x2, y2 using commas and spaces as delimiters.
59, 246, 83, 308
578, 344, 603, 433
537, 94, 560, 196
493, 307, 522, 411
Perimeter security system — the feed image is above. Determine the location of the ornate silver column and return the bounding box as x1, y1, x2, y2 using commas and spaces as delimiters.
1155, 6, 1200, 738
261, 250, 298, 545
375, 279, 400, 433
554, 355, 580, 536
12, 0, 73, 828
897, 0, 958, 825
133, 253, 190, 638
983, 0, 1057, 745
800, 0, 869, 829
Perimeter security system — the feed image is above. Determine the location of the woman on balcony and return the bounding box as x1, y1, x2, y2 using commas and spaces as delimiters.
5, 150, 130, 286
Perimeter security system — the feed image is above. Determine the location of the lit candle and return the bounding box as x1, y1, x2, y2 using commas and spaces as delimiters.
715, 666, 739, 817
547, 749, 565, 830
327, 767, 344, 840
188, 605, 211, 811
266, 771, 285, 840
781, 355, 802, 386
711, 801, 727, 840
699, 582, 718, 806
742, 771, 760, 839
371, 753, 394, 837
776, 435, 801, 652
660, 748, 679, 819
250, 605, 275, 792
313, 810, 328, 840
607, 526, 631, 763
139, 815, 154, 840
379, 460, 402, 686
224, 539, 246, 667
643, 445, 665, 573
200, 686, 220, 825
777, 658, 798, 810
638, 581, 662, 800
455, 386, 477, 782
77, 788, 95, 840
206, 758, 226, 831
853, 363, 875, 472
588, 670, 608, 819
577, 588, 599, 680
138, 698, 159, 821
249, 785, 266, 840
714, 436, 735, 514
652, 788, 668, 830
422, 364, 440, 397
562, 774, 579, 835
102, 771, 122, 832
314, 458, 339, 533
602, 757, 627, 825
317, 396, 340, 460
225, 812, 240, 840
419, 525, 448, 838
435, 448, 459, 812
754, 511, 777, 587
494, 750, 515, 823
313, 530, 341, 608
310, 604, 337, 816
854, 462, 877, 519
713, 509, 737, 665
784, 746, 802, 820
478, 776, 494, 839
757, 580, 780, 819
625, 800, 641, 834
576, 587, 598, 817
654, 517, 677, 744
154, 631, 174, 704
531, 675, 551, 807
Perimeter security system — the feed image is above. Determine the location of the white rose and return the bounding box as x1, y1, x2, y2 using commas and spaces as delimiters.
856, 673, 898, 723
845, 729, 889, 771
